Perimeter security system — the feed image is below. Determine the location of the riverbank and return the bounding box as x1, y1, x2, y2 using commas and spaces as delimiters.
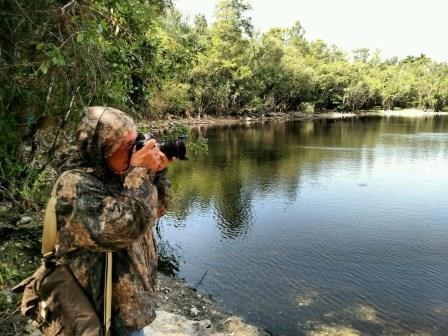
16, 270, 266, 335
140, 109, 448, 132
151, 273, 269, 335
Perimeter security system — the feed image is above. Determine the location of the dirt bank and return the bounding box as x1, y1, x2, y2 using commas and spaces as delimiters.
139, 109, 446, 135
139, 111, 311, 134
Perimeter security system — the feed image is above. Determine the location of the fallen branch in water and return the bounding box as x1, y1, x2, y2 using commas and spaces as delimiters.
194, 270, 208, 290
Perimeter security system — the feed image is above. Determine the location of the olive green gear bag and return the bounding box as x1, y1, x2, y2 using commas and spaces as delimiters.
13, 260, 103, 336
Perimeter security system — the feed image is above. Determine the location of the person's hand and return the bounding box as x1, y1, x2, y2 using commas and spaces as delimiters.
129, 139, 169, 172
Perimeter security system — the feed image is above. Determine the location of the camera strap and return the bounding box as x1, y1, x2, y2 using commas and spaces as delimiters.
104, 251, 112, 335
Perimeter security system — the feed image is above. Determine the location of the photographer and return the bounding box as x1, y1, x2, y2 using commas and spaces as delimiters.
54, 106, 172, 335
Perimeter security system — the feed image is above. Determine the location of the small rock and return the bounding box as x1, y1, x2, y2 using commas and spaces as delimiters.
17, 216, 32, 225
144, 310, 212, 335
222, 316, 259, 335
190, 306, 199, 316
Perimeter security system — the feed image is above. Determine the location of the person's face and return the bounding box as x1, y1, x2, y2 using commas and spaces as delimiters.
106, 129, 137, 175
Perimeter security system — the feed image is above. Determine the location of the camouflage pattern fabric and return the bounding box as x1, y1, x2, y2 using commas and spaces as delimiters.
53, 107, 168, 334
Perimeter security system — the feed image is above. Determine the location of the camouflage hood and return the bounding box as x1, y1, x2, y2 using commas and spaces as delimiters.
56, 106, 135, 177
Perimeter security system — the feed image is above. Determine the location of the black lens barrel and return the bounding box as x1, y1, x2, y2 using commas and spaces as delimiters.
135, 133, 187, 160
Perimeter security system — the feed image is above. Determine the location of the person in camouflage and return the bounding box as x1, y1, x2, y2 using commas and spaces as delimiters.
54, 106, 171, 335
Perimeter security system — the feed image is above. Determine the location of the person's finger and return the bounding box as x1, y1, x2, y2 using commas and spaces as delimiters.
143, 138, 157, 149
160, 152, 168, 163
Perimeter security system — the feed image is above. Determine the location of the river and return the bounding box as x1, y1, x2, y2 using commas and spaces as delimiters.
159, 115, 448, 335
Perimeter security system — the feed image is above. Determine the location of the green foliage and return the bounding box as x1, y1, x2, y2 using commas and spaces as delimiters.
188, 0, 255, 116
187, 136, 209, 157
0, 0, 169, 206
163, 123, 209, 157
163, 122, 189, 140
2, 0, 448, 208
0, 227, 41, 335
19, 171, 52, 206
151, 82, 192, 116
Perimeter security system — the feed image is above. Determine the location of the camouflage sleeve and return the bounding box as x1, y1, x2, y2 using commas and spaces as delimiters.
55, 167, 158, 251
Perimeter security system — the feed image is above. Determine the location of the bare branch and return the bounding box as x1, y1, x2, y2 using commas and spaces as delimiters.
61, 0, 77, 13
37, 85, 80, 174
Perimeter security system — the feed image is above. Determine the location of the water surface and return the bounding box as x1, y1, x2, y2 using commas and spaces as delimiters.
159, 116, 448, 335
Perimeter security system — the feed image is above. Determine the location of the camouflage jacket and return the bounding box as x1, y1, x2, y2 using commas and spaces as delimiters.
52, 107, 169, 335
55, 167, 159, 335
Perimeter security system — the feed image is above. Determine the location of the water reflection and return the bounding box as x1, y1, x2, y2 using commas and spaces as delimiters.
168, 116, 447, 239
162, 115, 448, 335
214, 177, 253, 239
155, 223, 182, 276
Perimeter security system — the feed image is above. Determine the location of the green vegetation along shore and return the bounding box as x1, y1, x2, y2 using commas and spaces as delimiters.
2, 0, 448, 209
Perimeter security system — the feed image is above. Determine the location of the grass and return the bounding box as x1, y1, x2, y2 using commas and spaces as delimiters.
0, 212, 41, 336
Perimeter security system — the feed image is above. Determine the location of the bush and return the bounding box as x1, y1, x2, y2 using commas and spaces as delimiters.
151, 82, 192, 116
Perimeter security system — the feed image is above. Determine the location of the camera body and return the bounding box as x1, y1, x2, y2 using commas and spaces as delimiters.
135, 133, 187, 160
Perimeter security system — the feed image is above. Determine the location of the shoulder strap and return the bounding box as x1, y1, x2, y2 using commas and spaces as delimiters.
41, 169, 88, 256
42, 171, 71, 257
42, 196, 58, 257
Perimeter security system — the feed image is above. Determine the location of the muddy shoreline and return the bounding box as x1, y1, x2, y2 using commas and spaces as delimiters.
152, 272, 270, 335
140, 111, 344, 132
140, 109, 447, 133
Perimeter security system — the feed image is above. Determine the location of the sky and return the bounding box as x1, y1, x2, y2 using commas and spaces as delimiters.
174, 0, 448, 62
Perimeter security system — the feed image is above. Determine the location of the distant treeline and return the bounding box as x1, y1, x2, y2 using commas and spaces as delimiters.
1, 0, 448, 204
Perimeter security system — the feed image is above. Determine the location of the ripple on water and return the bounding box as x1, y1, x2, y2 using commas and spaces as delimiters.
306, 325, 361, 336
432, 304, 448, 318
348, 304, 378, 323
295, 289, 321, 307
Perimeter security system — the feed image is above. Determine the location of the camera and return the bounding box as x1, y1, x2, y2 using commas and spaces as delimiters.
135, 133, 187, 160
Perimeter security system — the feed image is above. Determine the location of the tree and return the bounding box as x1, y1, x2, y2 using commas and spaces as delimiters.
0, 0, 170, 205
189, 0, 254, 115
353, 48, 370, 63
